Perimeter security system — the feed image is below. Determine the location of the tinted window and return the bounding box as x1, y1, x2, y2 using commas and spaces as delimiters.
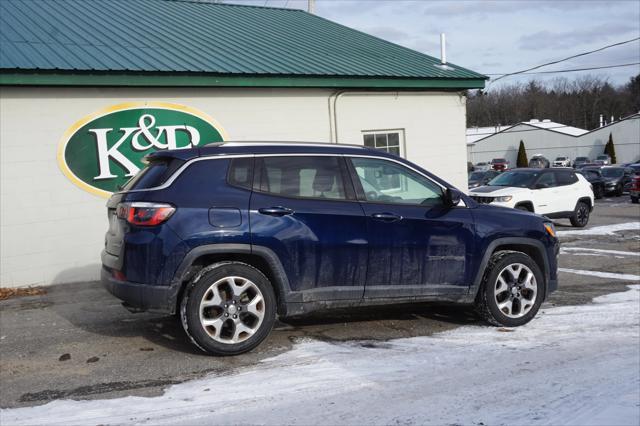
350, 157, 443, 205
227, 157, 254, 190
585, 170, 600, 179
258, 156, 348, 200
121, 158, 184, 191
536, 172, 557, 188
488, 171, 539, 188
555, 171, 578, 186
601, 168, 624, 178
469, 171, 485, 180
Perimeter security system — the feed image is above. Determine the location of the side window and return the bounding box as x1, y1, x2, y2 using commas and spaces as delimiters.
350, 157, 443, 205
362, 130, 403, 157
258, 156, 348, 200
227, 157, 254, 190
536, 172, 557, 188
555, 171, 578, 186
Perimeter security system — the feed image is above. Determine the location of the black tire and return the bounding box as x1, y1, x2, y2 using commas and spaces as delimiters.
475, 251, 544, 327
180, 262, 276, 356
594, 185, 603, 200
616, 185, 623, 197
632, 196, 639, 204
570, 201, 590, 227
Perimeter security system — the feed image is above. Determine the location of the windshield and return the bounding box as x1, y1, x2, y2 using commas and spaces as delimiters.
597, 155, 609, 160
488, 171, 539, 188
491, 159, 506, 163
555, 157, 567, 161
469, 171, 485, 180
601, 168, 624, 178
576, 157, 588, 161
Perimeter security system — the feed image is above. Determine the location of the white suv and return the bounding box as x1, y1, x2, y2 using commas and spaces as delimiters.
469, 168, 594, 227
552, 156, 571, 167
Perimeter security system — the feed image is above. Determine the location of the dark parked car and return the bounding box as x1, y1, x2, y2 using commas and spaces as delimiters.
576, 162, 602, 169
468, 170, 500, 189
573, 157, 590, 168
102, 142, 559, 355
578, 167, 606, 199
600, 166, 634, 196
490, 158, 510, 171
528, 155, 550, 168
630, 175, 640, 204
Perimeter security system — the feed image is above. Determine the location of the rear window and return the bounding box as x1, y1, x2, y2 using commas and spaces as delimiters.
121, 158, 185, 191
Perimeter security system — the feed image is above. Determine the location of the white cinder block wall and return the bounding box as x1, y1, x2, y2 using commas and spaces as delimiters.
0, 87, 468, 287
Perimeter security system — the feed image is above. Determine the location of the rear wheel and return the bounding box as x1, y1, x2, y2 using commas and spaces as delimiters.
632, 196, 639, 204
475, 251, 544, 327
570, 201, 590, 227
594, 185, 604, 199
181, 262, 276, 356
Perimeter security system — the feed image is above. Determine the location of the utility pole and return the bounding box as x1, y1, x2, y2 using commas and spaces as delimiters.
308, 0, 315, 14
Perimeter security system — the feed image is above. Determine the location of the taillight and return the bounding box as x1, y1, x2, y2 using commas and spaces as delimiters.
117, 202, 175, 226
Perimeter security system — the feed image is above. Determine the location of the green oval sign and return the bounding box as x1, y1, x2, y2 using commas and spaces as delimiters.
58, 102, 227, 197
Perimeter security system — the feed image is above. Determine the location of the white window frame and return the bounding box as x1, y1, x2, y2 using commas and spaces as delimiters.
361, 129, 406, 158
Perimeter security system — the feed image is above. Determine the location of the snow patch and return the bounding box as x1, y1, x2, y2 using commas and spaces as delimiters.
562, 247, 639, 257
559, 268, 640, 282
2, 287, 639, 426
557, 221, 640, 237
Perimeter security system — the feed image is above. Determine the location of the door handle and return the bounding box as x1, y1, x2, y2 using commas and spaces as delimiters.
371, 212, 402, 222
258, 206, 294, 216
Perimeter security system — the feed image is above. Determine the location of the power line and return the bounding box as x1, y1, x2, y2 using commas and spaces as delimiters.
484, 62, 640, 76
489, 37, 640, 83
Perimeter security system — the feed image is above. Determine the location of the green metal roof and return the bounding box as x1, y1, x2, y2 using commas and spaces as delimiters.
0, 0, 486, 88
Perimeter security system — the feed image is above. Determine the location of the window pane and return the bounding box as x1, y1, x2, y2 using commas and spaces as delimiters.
228, 158, 254, 190
259, 157, 347, 200
351, 157, 442, 205
387, 133, 399, 146
375, 134, 387, 148
388, 146, 400, 156
363, 134, 375, 147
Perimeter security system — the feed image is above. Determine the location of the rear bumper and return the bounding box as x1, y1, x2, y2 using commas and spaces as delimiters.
101, 267, 174, 314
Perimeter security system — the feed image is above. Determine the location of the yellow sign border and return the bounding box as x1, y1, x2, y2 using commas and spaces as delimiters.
57, 102, 229, 198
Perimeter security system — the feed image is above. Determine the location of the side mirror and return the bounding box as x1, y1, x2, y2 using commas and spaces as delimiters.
444, 188, 462, 207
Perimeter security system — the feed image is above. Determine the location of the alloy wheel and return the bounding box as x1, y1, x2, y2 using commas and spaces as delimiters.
198, 276, 266, 344
494, 263, 537, 318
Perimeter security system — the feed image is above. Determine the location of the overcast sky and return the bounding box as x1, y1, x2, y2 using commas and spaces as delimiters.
231, 0, 640, 90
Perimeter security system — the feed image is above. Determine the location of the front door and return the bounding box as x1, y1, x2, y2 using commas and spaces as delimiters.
347, 156, 475, 299
250, 155, 368, 301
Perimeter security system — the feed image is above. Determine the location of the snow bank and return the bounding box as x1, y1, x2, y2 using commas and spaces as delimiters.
2, 287, 639, 426
559, 268, 640, 281
557, 222, 640, 237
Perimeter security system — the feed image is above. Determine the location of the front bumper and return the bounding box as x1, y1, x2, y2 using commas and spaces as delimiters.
101, 267, 174, 314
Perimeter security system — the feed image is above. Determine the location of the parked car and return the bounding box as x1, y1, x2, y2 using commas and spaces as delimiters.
630, 175, 640, 204
600, 166, 634, 196
102, 142, 559, 355
469, 168, 593, 227
474, 162, 491, 171
468, 170, 500, 189
595, 155, 611, 165
627, 163, 640, 175
552, 156, 571, 167
573, 157, 591, 168
490, 158, 510, 171
577, 167, 606, 199
575, 162, 601, 169
528, 154, 550, 168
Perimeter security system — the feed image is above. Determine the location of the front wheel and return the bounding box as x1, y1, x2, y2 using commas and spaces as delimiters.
181, 262, 276, 356
475, 251, 544, 327
570, 201, 590, 227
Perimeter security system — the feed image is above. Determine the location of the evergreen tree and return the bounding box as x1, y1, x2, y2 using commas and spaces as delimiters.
604, 133, 617, 164
517, 140, 528, 167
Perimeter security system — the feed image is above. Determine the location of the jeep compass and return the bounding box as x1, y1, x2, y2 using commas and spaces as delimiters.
102, 142, 559, 355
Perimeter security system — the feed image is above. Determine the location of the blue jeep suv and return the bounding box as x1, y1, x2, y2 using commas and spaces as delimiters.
102, 142, 559, 355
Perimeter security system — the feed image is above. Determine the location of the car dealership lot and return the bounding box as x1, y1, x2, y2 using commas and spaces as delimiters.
1, 197, 639, 423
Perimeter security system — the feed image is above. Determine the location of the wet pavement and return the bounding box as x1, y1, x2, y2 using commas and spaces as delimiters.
1, 196, 638, 409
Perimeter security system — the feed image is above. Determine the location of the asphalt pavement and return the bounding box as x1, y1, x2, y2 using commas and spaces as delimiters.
1, 196, 638, 409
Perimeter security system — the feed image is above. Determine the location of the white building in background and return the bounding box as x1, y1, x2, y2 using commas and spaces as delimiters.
467, 115, 640, 166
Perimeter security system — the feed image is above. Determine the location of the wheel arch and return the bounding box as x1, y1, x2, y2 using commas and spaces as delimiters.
577, 196, 593, 211
168, 244, 291, 316
471, 238, 550, 301
514, 201, 534, 212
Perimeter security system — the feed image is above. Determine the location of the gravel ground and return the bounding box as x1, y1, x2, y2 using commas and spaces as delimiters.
1, 196, 638, 409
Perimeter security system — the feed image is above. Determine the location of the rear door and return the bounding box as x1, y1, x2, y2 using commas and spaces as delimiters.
554, 170, 581, 211
531, 172, 560, 214
347, 156, 475, 298
249, 155, 368, 301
